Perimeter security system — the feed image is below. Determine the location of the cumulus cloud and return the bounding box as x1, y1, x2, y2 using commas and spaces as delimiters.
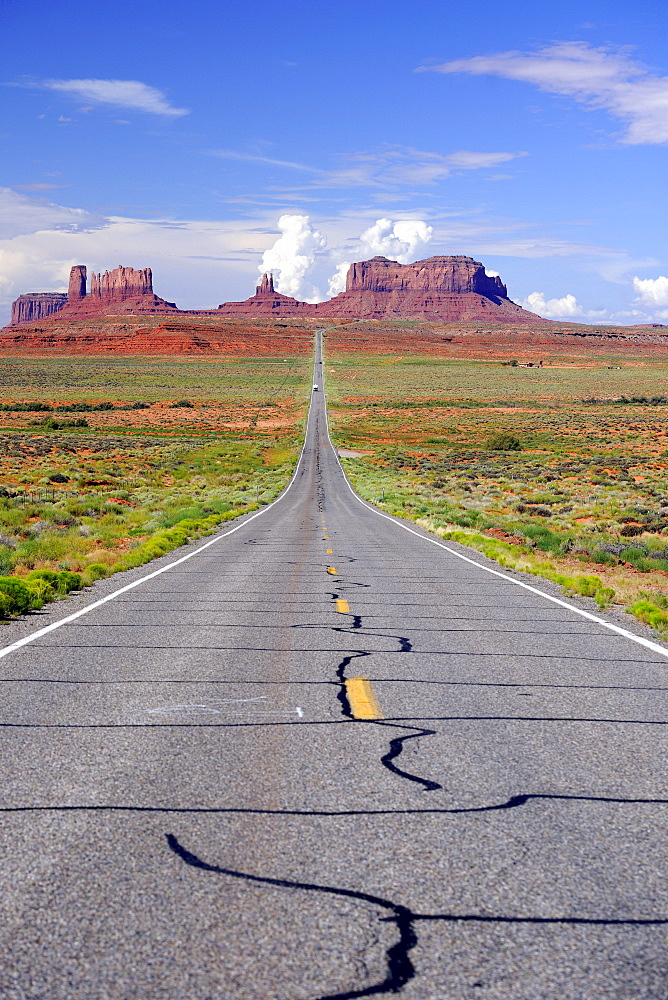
522, 291, 584, 318
359, 218, 433, 262
326, 218, 433, 297
260, 214, 327, 301
327, 261, 351, 298
632, 275, 668, 307
42, 79, 189, 117
423, 41, 668, 144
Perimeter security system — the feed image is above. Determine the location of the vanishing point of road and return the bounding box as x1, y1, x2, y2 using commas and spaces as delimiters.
0, 331, 666, 999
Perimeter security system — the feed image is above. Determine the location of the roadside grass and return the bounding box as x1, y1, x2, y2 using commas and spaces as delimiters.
325, 351, 668, 637
0, 355, 311, 619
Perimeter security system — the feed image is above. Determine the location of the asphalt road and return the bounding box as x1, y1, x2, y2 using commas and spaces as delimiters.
0, 331, 666, 999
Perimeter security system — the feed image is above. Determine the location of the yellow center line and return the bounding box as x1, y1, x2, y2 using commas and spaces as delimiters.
327, 566, 338, 575
345, 677, 384, 720
335, 599, 349, 613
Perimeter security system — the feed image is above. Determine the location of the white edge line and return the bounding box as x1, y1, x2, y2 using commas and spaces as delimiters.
320, 337, 668, 663
0, 355, 318, 662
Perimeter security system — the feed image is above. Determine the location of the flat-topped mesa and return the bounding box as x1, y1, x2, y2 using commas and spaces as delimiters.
345, 256, 508, 298
10, 292, 68, 326
315, 255, 538, 322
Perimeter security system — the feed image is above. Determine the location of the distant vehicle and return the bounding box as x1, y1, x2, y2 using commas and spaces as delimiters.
312, 384, 319, 391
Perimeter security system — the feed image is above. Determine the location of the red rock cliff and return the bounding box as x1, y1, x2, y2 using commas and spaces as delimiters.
68, 265, 87, 301
89, 265, 154, 302
315, 255, 537, 322
10, 292, 68, 326
344, 256, 507, 297
60, 264, 177, 317
214, 256, 540, 323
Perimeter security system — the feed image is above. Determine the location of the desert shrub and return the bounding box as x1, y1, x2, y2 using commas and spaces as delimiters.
29, 417, 88, 430
594, 586, 616, 608
169, 399, 194, 408
85, 563, 109, 581
161, 506, 207, 528
26, 569, 81, 595
486, 432, 521, 451
620, 524, 644, 537
0, 577, 43, 614
520, 524, 564, 553
629, 598, 668, 633
590, 548, 618, 566
620, 548, 668, 573
0, 402, 52, 412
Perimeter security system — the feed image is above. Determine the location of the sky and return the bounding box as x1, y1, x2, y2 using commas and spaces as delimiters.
1, 0, 668, 325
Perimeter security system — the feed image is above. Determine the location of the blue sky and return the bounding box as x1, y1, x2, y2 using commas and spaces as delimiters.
1, 0, 668, 324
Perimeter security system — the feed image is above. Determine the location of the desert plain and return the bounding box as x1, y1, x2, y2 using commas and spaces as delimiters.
0, 312, 667, 635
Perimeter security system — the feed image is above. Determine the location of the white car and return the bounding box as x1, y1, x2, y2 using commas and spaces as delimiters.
312, 384, 319, 391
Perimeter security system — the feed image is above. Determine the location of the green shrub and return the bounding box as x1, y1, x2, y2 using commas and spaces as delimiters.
85, 563, 109, 581
0, 577, 43, 614
629, 598, 668, 633
486, 432, 522, 451
27, 569, 81, 595
520, 523, 564, 553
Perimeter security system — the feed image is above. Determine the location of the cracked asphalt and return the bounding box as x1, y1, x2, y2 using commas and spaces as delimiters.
0, 331, 666, 999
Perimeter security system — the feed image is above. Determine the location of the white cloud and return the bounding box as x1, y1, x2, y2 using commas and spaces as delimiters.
327, 261, 350, 297
42, 79, 189, 117
0, 186, 93, 239
359, 218, 433, 262
319, 146, 525, 189
260, 214, 327, 301
632, 275, 668, 306
210, 150, 315, 171
0, 193, 280, 320
423, 41, 668, 145
325, 218, 433, 298
522, 291, 584, 318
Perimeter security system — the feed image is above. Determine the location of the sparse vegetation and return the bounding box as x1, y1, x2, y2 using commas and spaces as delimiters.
326, 349, 668, 637
0, 354, 311, 619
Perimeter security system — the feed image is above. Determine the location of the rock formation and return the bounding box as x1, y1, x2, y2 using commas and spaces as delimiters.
216, 257, 540, 323
68, 265, 87, 301
89, 265, 154, 302
217, 273, 309, 317
10, 293, 68, 326
9, 263, 177, 326
315, 256, 536, 322
7, 255, 540, 330
344, 256, 507, 298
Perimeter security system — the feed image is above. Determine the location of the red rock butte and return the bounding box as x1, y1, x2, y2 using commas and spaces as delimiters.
218, 256, 540, 322
9, 264, 177, 327
7, 255, 541, 329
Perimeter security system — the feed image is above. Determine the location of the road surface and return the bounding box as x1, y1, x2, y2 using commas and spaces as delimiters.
0, 331, 666, 999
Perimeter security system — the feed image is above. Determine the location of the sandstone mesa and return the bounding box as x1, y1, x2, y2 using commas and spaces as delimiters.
6, 255, 541, 329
